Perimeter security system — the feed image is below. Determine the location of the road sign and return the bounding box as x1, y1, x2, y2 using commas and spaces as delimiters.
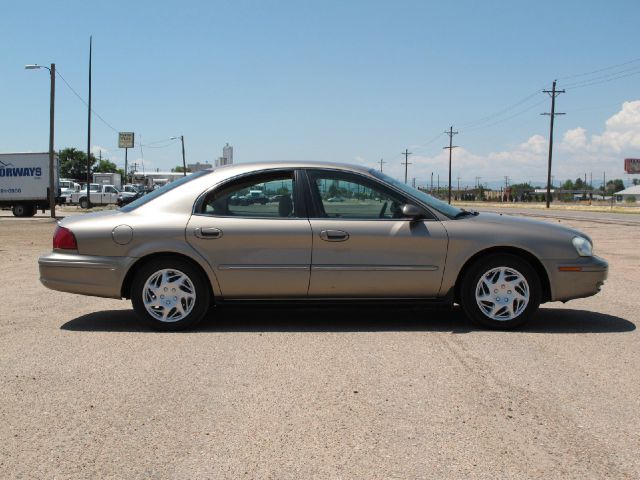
118, 132, 135, 149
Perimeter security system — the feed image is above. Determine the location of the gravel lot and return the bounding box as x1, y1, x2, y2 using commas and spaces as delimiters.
1, 211, 638, 479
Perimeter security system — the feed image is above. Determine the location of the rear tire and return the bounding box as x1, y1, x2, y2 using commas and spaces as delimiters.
79, 198, 89, 209
460, 254, 541, 329
130, 257, 210, 331
12, 203, 34, 217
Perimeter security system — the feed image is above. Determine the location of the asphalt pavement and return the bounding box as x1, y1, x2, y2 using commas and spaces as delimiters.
0, 210, 638, 479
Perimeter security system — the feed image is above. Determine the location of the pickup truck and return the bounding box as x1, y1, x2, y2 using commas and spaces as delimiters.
71, 184, 134, 208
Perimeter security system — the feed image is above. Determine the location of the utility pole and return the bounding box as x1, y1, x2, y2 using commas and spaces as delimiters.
430, 172, 433, 192
379, 158, 385, 172
48, 63, 55, 218
412, 177, 416, 188
443, 126, 458, 204
504, 176, 509, 202
180, 136, 186, 176
401, 149, 412, 184
542, 80, 565, 208
86, 36, 93, 209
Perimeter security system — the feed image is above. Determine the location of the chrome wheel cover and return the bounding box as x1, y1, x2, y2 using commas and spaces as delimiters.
142, 269, 196, 322
475, 266, 529, 321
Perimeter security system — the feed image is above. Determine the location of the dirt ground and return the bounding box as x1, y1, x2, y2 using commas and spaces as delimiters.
0, 212, 638, 479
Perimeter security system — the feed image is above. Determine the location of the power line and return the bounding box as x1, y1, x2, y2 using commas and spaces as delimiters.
458, 89, 543, 129
564, 68, 640, 90
55, 69, 120, 134
461, 98, 547, 133
558, 56, 640, 80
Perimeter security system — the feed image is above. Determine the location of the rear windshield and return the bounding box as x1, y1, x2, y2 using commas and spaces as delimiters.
119, 170, 211, 212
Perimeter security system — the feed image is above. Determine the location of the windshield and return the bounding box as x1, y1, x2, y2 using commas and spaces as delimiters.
119, 170, 211, 212
369, 169, 463, 218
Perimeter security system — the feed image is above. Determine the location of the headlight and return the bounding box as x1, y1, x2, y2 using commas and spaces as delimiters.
572, 236, 593, 257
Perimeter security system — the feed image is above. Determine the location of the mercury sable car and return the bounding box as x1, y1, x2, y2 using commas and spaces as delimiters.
39, 162, 608, 330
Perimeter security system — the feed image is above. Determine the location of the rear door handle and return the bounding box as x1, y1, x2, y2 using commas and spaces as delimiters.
319, 229, 349, 242
195, 227, 223, 239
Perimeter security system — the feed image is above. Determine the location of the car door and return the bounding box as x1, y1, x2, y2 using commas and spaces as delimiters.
103, 185, 118, 204
305, 169, 448, 298
186, 169, 312, 298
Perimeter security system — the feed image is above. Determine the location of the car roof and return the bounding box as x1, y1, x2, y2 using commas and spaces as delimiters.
210, 161, 372, 176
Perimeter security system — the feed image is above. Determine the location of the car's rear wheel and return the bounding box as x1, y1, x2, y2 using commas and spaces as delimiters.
79, 197, 89, 209
460, 253, 541, 329
130, 258, 210, 330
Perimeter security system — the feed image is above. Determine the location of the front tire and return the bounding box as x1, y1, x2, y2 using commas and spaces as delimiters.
460, 254, 541, 329
79, 198, 89, 209
130, 258, 211, 330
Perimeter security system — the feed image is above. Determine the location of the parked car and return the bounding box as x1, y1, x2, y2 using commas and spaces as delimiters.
116, 190, 144, 207
39, 161, 608, 330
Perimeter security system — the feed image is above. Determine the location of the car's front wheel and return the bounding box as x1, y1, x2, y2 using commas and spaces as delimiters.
130, 258, 211, 330
460, 253, 541, 329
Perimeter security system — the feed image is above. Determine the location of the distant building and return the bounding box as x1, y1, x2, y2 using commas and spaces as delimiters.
216, 143, 233, 167
188, 161, 212, 172
615, 185, 640, 200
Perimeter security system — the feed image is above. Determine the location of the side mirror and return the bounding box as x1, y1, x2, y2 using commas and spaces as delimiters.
401, 203, 424, 220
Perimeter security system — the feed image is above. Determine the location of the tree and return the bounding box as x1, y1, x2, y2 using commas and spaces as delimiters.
58, 148, 97, 180
561, 179, 574, 190
93, 158, 118, 173
171, 165, 191, 173
633, 178, 639, 186
605, 179, 624, 194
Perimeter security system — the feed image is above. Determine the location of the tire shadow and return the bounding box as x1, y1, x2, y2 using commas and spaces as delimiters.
60, 305, 635, 334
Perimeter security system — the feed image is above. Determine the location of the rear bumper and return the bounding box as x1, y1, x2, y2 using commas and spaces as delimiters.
548, 255, 608, 302
39, 252, 133, 299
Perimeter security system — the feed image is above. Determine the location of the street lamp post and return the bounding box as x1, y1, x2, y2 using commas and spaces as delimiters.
171, 136, 187, 176
25, 63, 56, 218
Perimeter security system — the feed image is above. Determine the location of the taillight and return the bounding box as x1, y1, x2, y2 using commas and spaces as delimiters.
53, 226, 78, 250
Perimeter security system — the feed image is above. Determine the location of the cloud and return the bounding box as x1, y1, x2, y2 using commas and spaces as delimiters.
519, 134, 548, 154
591, 101, 640, 153
380, 100, 640, 187
561, 128, 588, 151
91, 145, 109, 156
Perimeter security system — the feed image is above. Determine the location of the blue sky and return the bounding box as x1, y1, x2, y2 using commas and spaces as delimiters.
2, 0, 639, 188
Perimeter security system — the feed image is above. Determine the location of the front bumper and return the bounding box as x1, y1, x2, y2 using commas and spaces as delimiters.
39, 252, 134, 299
547, 255, 608, 302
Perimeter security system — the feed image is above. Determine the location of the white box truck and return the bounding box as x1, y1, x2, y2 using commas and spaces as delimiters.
93, 172, 121, 189
0, 152, 61, 217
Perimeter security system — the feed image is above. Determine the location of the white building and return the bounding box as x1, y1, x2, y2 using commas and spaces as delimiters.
615, 184, 640, 200
216, 143, 234, 167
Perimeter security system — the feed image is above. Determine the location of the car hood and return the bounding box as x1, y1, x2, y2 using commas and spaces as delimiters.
463, 212, 591, 243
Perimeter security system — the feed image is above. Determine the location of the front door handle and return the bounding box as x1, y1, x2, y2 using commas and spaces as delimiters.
195, 227, 223, 239
319, 229, 349, 242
